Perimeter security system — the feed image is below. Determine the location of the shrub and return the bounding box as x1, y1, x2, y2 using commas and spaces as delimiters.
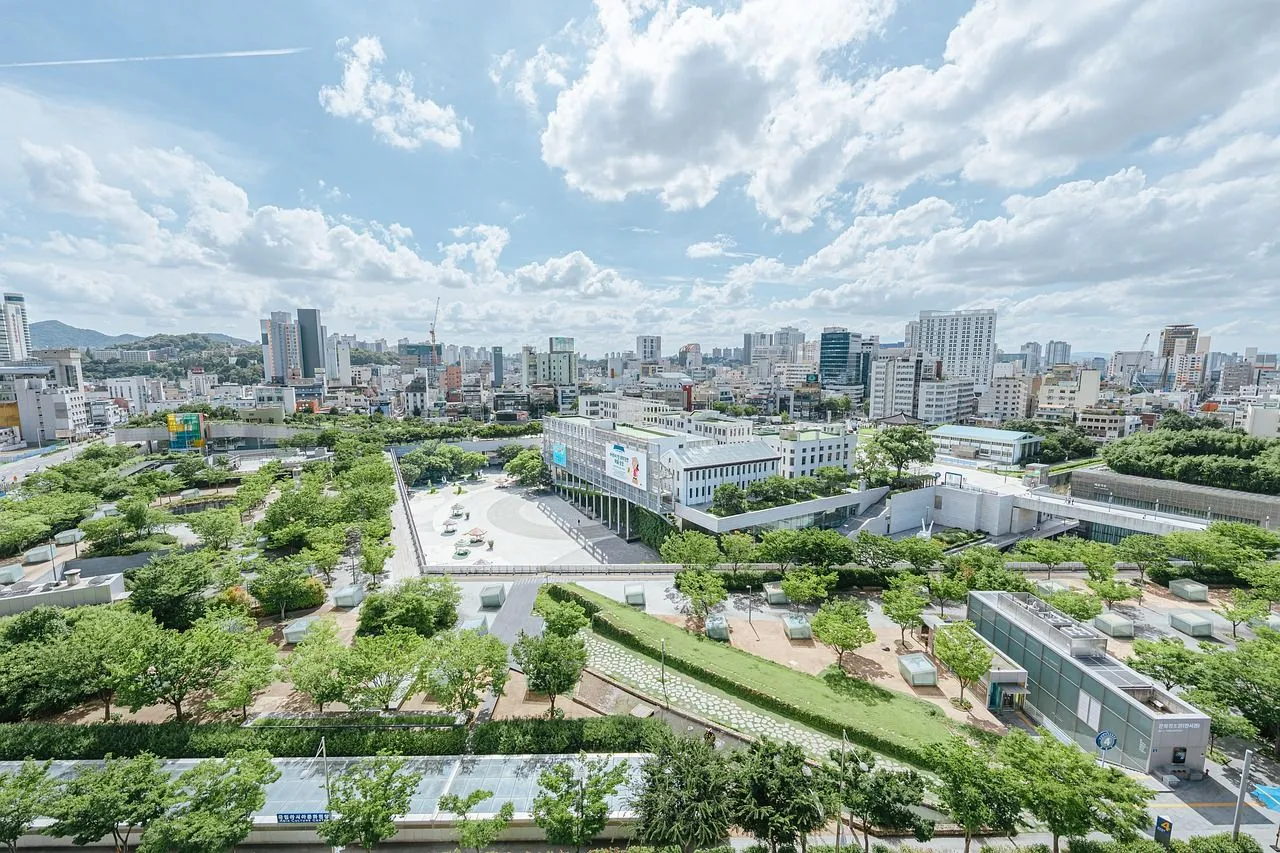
213, 585, 257, 616
680, 566, 904, 593
471, 715, 664, 754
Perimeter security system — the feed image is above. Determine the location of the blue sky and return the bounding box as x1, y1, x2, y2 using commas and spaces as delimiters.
1, 0, 1278, 357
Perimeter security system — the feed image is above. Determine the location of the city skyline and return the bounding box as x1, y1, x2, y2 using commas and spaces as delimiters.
0, 1, 1277, 354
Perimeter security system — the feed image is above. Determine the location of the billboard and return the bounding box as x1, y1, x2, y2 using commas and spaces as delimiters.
551, 442, 567, 466
606, 442, 647, 489
166, 412, 204, 450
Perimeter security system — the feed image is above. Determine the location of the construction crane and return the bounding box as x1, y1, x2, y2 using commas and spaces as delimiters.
1130, 332, 1151, 392
428, 297, 441, 390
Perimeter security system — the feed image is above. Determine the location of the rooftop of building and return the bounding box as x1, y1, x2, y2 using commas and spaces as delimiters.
664, 440, 781, 470
612, 422, 688, 440
930, 424, 1040, 442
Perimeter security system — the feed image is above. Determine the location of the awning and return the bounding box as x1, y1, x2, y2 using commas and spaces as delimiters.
998, 686, 1030, 696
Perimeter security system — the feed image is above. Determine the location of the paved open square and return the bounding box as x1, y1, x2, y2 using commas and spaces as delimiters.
406, 475, 658, 566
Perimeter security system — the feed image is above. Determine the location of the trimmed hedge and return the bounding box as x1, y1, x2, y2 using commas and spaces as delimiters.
681, 565, 904, 593
471, 715, 665, 754
547, 584, 944, 768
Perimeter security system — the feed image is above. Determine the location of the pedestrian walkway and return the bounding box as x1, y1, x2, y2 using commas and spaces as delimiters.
585, 636, 901, 764
489, 580, 544, 647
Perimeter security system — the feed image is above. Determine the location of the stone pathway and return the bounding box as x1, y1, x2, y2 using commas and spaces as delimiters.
585, 636, 902, 764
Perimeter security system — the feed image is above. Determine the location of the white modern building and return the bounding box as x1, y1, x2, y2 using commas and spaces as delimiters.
655, 410, 753, 443
0, 292, 31, 362
929, 424, 1041, 465
253, 385, 298, 414
579, 394, 678, 423
759, 424, 856, 478
663, 442, 782, 506
910, 309, 997, 389
868, 351, 930, 420
15, 378, 89, 443
1036, 368, 1101, 417
636, 335, 662, 361
261, 311, 302, 384
106, 376, 152, 413
1044, 340, 1072, 366
977, 375, 1034, 423
324, 335, 353, 386
918, 377, 977, 425
1243, 405, 1280, 439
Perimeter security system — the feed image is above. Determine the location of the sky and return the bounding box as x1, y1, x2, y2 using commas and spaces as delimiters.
0, 0, 1278, 358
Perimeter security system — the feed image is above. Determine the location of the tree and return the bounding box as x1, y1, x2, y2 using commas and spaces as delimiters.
1017, 539, 1071, 579
933, 621, 993, 706
503, 449, 548, 487
1127, 638, 1201, 690
1199, 630, 1280, 754
210, 621, 278, 720
512, 632, 588, 716
248, 561, 319, 622
791, 528, 855, 568
631, 733, 734, 853
541, 599, 589, 638
1208, 521, 1280, 559
731, 738, 832, 853
863, 425, 934, 478
849, 531, 899, 570
438, 789, 515, 853
710, 483, 747, 516
421, 629, 510, 722
138, 750, 280, 853
811, 599, 875, 666
1164, 531, 1246, 581
719, 531, 757, 572
1243, 562, 1280, 613
532, 755, 628, 853
924, 737, 1023, 853
119, 617, 245, 722
286, 618, 354, 713
881, 575, 927, 643
1215, 589, 1268, 638
814, 465, 851, 496
998, 730, 1151, 853
186, 509, 242, 551
674, 569, 727, 621
828, 746, 933, 853
318, 754, 423, 851
1114, 534, 1169, 601
1186, 688, 1259, 753
0, 760, 55, 853
129, 551, 213, 630
1046, 590, 1103, 622
756, 529, 801, 570
780, 566, 838, 608
300, 539, 344, 587
357, 576, 461, 638
895, 537, 944, 574
48, 753, 173, 852
1086, 576, 1137, 610
926, 572, 969, 618
660, 530, 723, 570
346, 628, 428, 711
46, 607, 159, 721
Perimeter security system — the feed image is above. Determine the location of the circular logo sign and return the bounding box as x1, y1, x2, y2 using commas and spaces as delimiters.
1096, 730, 1118, 751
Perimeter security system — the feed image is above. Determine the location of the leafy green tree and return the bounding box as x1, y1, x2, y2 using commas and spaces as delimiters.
1086, 576, 1137, 610
1199, 629, 1280, 754
1016, 539, 1071, 579
541, 598, 589, 637
790, 528, 855, 568
47, 607, 160, 721
128, 551, 213, 630
710, 483, 748, 516
1046, 590, 1103, 622
138, 750, 280, 853
780, 566, 838, 607
863, 425, 934, 478
811, 599, 875, 665
732, 738, 832, 853
1186, 688, 1259, 752
998, 730, 1152, 853
659, 530, 723, 570
357, 576, 461, 638
926, 572, 969, 618
209, 620, 278, 720
503, 449, 548, 487
827, 746, 933, 853
48, 753, 173, 851
631, 733, 734, 853
881, 575, 927, 643
285, 618, 354, 713
248, 561, 319, 622
420, 629, 509, 722
185, 509, 242, 551
719, 531, 757, 572
849, 531, 899, 569
1165, 531, 1250, 581
933, 621, 993, 705
0, 760, 55, 853
78, 515, 131, 552
924, 737, 1022, 853
346, 628, 428, 711
438, 789, 515, 853
675, 569, 727, 621
0, 515, 51, 556
119, 617, 246, 722
299, 540, 344, 587
756, 529, 801, 570
814, 465, 851, 496
895, 537, 944, 573
1243, 562, 1280, 613
1127, 638, 1201, 690
318, 754, 423, 851
512, 632, 588, 716
533, 755, 628, 853
1215, 589, 1268, 638
1208, 521, 1280, 559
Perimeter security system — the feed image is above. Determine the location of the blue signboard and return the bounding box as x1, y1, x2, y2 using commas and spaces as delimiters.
1095, 730, 1118, 751
277, 812, 329, 824
551, 442, 567, 466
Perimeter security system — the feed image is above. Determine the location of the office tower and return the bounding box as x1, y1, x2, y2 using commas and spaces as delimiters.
636, 335, 662, 361
324, 334, 352, 385
295, 309, 323, 379
773, 326, 805, 361
868, 351, 931, 420
1020, 341, 1042, 373
0, 292, 31, 362
742, 331, 771, 365
260, 311, 301, 384
819, 328, 877, 396
1159, 324, 1199, 362
911, 309, 997, 387
492, 346, 504, 387
1044, 340, 1072, 367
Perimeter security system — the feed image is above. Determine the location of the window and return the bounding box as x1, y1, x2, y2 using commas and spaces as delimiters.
1076, 692, 1102, 731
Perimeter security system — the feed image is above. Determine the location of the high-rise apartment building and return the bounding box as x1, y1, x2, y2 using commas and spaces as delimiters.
636, 335, 662, 361
742, 331, 771, 365
492, 346, 504, 387
296, 309, 323, 379
1044, 340, 1072, 367
324, 334, 352, 385
1019, 341, 1042, 373
978, 375, 1035, 423
260, 312, 301, 384
773, 326, 805, 361
1, 292, 31, 362
910, 309, 997, 388
868, 352, 931, 420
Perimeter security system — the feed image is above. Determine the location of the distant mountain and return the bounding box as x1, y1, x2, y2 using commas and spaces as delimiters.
30, 321, 252, 351
30, 321, 141, 349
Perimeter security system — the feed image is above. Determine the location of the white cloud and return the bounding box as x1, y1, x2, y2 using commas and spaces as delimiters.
510, 250, 647, 299
685, 234, 737, 259
319, 36, 468, 150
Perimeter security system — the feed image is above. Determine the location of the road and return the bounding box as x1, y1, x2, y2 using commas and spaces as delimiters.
0, 436, 114, 489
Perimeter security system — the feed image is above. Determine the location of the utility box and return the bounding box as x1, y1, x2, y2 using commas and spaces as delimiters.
480, 584, 507, 609
1035, 580, 1069, 596
705, 614, 730, 641
1170, 611, 1213, 638
1249, 614, 1280, 632
624, 584, 646, 608
1169, 579, 1209, 602
282, 616, 317, 645
333, 584, 365, 608
764, 582, 789, 606
0, 564, 22, 584
1094, 612, 1135, 638
898, 653, 938, 687
459, 616, 489, 635
53, 529, 84, 546
23, 545, 55, 565
783, 613, 812, 640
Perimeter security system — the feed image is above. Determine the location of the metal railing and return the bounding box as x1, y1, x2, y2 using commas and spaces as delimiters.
387, 451, 427, 573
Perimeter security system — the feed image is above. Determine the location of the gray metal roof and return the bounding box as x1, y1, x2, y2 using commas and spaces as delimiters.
663, 441, 781, 470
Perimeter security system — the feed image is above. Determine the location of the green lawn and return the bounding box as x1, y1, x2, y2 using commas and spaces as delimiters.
554, 584, 956, 765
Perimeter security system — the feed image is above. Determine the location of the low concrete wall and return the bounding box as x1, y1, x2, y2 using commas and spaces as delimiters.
674, 485, 890, 534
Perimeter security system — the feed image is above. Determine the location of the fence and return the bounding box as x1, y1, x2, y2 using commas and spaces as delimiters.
388, 450, 427, 573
